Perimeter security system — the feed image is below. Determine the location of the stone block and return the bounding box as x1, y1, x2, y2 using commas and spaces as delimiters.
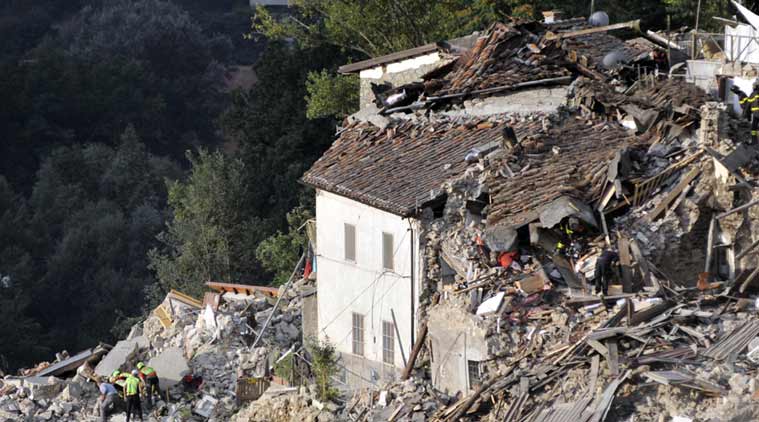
23, 377, 63, 401
147, 347, 190, 389
94, 339, 140, 377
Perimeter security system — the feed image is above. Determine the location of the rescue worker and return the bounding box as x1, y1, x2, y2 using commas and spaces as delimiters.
136, 362, 160, 407
735, 79, 759, 144
594, 249, 619, 295
109, 370, 129, 398
124, 370, 143, 422
555, 217, 584, 258
97, 377, 119, 422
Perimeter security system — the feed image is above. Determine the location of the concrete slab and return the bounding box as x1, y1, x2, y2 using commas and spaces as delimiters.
147, 347, 190, 389
23, 377, 64, 401
94, 339, 139, 377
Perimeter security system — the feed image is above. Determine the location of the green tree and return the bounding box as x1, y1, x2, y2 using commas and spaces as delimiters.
253, 0, 508, 57
256, 206, 312, 285
14, 128, 179, 362
149, 149, 263, 297
219, 41, 338, 225
305, 70, 359, 119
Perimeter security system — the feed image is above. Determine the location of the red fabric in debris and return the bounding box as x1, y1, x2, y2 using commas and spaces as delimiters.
498, 251, 518, 268
303, 259, 313, 279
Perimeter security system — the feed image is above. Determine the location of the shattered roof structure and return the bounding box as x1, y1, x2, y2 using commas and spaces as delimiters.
302, 118, 511, 216
365, 19, 658, 114
424, 22, 572, 97
486, 117, 643, 228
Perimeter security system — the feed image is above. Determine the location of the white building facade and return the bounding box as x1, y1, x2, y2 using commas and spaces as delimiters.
314, 190, 423, 387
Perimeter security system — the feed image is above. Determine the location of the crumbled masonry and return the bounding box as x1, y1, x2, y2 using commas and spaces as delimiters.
8, 14, 759, 422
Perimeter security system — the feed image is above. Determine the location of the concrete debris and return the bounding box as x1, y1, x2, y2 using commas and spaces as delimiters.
2, 277, 315, 421
11, 13, 759, 422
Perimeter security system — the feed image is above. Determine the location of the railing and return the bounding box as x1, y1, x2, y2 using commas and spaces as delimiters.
675, 31, 759, 63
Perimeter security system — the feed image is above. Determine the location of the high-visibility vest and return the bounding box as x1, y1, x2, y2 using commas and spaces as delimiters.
140, 366, 157, 378
125, 375, 140, 396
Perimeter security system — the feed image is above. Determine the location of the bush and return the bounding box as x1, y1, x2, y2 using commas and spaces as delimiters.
307, 337, 339, 401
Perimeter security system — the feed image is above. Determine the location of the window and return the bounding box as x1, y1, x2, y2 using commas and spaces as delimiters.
382, 321, 395, 365
382, 232, 394, 270
468, 360, 482, 390
352, 313, 364, 356
344, 223, 356, 261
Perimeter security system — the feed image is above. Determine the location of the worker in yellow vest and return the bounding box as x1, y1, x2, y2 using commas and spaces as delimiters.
136, 362, 160, 407
109, 370, 129, 398
124, 370, 143, 422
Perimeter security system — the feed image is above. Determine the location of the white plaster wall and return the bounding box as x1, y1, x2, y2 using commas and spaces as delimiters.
358, 52, 442, 79
315, 190, 423, 373
725, 24, 759, 63
428, 303, 488, 395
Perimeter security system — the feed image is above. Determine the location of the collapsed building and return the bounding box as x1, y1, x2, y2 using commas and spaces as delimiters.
6, 9, 759, 422
302, 11, 759, 422
0, 278, 323, 421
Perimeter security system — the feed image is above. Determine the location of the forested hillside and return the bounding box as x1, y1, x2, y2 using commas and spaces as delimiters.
0, 0, 732, 372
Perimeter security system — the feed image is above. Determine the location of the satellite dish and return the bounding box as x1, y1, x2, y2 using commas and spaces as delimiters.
589, 11, 610, 27
602, 49, 628, 69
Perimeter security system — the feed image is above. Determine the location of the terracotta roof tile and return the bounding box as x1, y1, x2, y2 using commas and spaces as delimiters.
486, 117, 647, 228
302, 118, 513, 216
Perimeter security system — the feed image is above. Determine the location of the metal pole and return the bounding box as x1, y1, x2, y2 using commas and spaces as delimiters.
590, 0, 595, 16
695, 0, 702, 33
667, 15, 672, 70
390, 308, 408, 367
251, 252, 306, 350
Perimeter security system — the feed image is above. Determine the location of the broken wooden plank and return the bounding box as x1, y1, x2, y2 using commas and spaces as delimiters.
629, 239, 653, 287
629, 300, 673, 325
545, 20, 640, 40
739, 266, 759, 293
704, 216, 716, 273
587, 339, 609, 356
717, 198, 759, 220
390, 309, 408, 367
736, 237, 759, 261
589, 354, 600, 393
607, 340, 620, 376
388, 403, 404, 422
646, 167, 701, 222
154, 305, 173, 328
618, 237, 633, 293
401, 323, 428, 380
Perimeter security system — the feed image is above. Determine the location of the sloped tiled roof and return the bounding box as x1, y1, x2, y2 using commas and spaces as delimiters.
486, 117, 646, 228
302, 118, 517, 216
302, 112, 646, 223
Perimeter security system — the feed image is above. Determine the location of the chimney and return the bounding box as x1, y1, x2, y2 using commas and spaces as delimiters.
542, 10, 564, 24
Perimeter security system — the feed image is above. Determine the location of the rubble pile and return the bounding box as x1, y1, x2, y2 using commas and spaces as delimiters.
338, 30, 759, 419
0, 278, 314, 421
231, 385, 334, 422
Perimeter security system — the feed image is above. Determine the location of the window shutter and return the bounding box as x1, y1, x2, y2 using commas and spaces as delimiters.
344, 223, 356, 261
382, 232, 394, 270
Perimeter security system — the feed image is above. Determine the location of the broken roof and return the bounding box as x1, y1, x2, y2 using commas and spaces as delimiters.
486, 116, 644, 228
337, 33, 481, 74
302, 117, 517, 216
424, 22, 572, 97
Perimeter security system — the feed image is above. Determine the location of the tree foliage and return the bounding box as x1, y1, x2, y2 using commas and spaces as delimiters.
305, 70, 359, 119
307, 336, 339, 401
253, 0, 508, 57
256, 206, 312, 285
149, 149, 263, 298
0, 128, 179, 368
220, 41, 339, 223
